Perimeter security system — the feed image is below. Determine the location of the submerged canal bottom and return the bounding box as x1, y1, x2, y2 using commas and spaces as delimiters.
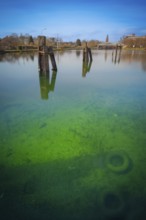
0, 151, 145, 220
0, 89, 146, 220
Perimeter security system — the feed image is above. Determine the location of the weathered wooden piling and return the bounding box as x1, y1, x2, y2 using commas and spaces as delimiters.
48, 47, 57, 71
38, 53, 49, 76
85, 43, 89, 63
38, 36, 47, 53
82, 42, 92, 76
83, 42, 92, 62
38, 35, 57, 72
88, 48, 93, 61
83, 48, 86, 62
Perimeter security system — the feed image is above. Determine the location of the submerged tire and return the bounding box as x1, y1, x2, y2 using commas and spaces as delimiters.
106, 151, 130, 174
101, 191, 124, 217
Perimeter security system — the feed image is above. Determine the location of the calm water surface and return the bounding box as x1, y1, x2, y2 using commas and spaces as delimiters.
0, 50, 146, 219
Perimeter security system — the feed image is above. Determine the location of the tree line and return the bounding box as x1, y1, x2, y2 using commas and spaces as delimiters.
1, 33, 145, 52
0, 34, 100, 52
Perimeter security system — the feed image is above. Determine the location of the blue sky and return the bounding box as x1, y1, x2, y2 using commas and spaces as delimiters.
0, 0, 146, 42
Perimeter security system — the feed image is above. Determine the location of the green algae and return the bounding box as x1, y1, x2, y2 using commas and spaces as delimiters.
0, 51, 146, 219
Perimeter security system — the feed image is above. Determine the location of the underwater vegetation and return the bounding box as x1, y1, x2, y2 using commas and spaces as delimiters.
0, 95, 146, 220
0, 147, 145, 220
0, 50, 146, 219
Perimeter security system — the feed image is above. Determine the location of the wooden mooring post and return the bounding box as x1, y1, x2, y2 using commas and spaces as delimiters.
82, 60, 92, 77
38, 35, 57, 71
38, 53, 49, 76
38, 35, 47, 53
38, 36, 57, 100
82, 42, 92, 77
48, 47, 57, 71
83, 42, 93, 62
38, 54, 57, 100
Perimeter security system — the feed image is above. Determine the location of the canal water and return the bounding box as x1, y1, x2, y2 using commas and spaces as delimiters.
0, 50, 146, 220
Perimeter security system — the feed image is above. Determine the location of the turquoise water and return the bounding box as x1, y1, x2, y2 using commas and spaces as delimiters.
0, 50, 146, 219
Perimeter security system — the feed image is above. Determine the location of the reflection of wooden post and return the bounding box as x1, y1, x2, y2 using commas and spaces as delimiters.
50, 71, 57, 91
82, 60, 92, 77
39, 70, 57, 100
87, 60, 92, 72
118, 47, 122, 63
114, 45, 118, 63
112, 51, 114, 62
39, 76, 50, 100
82, 61, 88, 77
114, 44, 122, 64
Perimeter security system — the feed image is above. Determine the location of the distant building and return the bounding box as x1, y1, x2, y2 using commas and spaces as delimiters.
121, 34, 146, 48
98, 34, 121, 49
98, 42, 123, 50
124, 34, 136, 38
98, 42, 116, 49
123, 34, 146, 40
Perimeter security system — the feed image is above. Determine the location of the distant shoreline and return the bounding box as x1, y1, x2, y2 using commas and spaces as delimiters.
0, 47, 145, 54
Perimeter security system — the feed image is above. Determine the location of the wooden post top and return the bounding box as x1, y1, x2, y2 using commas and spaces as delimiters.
38, 36, 46, 47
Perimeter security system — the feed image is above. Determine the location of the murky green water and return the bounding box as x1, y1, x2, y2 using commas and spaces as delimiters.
0, 50, 146, 219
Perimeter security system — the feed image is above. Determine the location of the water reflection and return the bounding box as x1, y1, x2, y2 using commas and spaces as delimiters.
104, 50, 107, 62
0, 52, 35, 63
76, 50, 81, 57
39, 71, 57, 100
38, 53, 57, 100
82, 45, 93, 77
120, 50, 146, 72
82, 60, 92, 77
0, 50, 145, 72
142, 61, 146, 71
112, 49, 122, 64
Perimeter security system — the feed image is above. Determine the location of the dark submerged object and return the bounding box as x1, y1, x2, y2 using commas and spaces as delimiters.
105, 151, 132, 174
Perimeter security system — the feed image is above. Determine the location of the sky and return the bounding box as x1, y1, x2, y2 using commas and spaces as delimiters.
0, 0, 146, 42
